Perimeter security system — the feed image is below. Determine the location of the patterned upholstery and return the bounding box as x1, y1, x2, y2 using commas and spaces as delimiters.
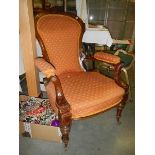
37, 14, 83, 75
46, 72, 125, 119
94, 52, 120, 64
35, 58, 56, 78
36, 14, 125, 120
104, 50, 134, 67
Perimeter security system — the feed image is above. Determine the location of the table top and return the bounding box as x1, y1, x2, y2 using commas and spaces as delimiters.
82, 27, 113, 47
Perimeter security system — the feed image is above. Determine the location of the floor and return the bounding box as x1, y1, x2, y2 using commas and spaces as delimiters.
19, 65, 135, 155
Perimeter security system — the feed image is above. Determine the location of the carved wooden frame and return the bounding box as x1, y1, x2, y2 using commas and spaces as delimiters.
34, 12, 128, 147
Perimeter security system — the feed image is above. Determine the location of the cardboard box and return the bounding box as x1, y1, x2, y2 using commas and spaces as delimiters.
19, 121, 61, 143
19, 95, 61, 143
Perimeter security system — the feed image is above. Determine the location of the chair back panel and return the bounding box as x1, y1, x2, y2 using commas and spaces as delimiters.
36, 14, 84, 75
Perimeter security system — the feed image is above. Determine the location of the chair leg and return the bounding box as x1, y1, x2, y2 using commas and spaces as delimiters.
122, 68, 133, 101
116, 89, 128, 123
59, 111, 72, 148
116, 103, 125, 123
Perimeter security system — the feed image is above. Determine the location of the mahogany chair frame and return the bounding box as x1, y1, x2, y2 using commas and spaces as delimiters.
34, 12, 129, 148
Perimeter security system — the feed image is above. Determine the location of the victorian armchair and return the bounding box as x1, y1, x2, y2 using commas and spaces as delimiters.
34, 12, 128, 147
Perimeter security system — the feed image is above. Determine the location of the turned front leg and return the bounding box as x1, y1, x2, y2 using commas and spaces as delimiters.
59, 111, 72, 148
116, 91, 128, 123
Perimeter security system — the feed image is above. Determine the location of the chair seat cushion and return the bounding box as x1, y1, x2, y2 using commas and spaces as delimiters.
58, 72, 125, 119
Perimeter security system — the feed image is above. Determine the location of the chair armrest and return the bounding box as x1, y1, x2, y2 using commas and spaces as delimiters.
114, 63, 129, 101
35, 57, 56, 78
94, 53, 128, 91
85, 53, 128, 94
94, 52, 120, 64
35, 58, 71, 113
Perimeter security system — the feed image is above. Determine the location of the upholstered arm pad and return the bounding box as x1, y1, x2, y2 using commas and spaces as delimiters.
94, 52, 120, 64
35, 58, 56, 78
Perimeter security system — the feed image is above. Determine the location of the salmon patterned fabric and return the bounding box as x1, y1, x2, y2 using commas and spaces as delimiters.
35, 58, 56, 78
94, 52, 120, 64
47, 72, 125, 119
36, 15, 124, 119
37, 15, 83, 75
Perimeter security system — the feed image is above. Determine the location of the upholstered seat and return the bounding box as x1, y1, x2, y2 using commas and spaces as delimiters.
46, 71, 124, 119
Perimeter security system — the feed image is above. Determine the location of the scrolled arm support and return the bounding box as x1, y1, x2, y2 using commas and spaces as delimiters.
50, 76, 71, 110
50, 76, 72, 147
114, 63, 128, 91
50, 75, 71, 119
114, 63, 129, 122
114, 63, 129, 106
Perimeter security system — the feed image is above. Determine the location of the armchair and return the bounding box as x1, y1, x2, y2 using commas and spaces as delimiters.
34, 12, 128, 147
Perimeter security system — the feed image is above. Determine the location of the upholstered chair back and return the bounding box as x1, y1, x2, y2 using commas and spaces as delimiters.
36, 14, 85, 75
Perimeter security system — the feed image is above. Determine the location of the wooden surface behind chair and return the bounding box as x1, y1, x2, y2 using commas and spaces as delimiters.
34, 12, 128, 148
